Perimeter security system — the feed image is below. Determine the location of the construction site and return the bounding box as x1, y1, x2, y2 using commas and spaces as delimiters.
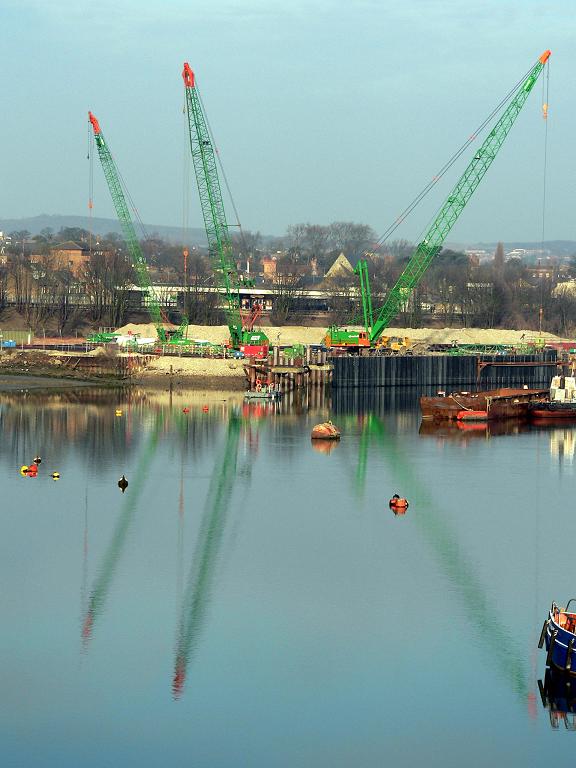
1, 50, 570, 393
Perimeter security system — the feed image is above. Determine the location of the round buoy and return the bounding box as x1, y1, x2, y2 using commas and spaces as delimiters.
389, 495, 409, 513
51, 472, 60, 480
311, 420, 341, 440
118, 474, 129, 493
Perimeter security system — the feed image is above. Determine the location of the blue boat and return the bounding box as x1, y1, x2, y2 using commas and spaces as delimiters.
539, 601, 576, 674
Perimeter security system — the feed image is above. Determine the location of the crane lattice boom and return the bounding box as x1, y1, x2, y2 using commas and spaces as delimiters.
368, 50, 550, 344
88, 111, 169, 343
182, 64, 268, 354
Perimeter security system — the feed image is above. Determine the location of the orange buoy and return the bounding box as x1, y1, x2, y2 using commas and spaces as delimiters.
202, 405, 209, 413
457, 410, 488, 421
183, 407, 190, 414
389, 494, 409, 512
311, 420, 340, 440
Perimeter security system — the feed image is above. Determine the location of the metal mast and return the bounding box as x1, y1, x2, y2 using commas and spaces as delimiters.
368, 50, 551, 344
88, 111, 168, 343
182, 64, 268, 353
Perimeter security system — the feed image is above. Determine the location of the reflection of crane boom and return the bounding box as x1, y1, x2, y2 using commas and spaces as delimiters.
81, 424, 160, 644
172, 414, 241, 698
326, 50, 551, 349
341, 412, 530, 699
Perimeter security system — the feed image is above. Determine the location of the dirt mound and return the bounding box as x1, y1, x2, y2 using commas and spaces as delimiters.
108, 322, 565, 347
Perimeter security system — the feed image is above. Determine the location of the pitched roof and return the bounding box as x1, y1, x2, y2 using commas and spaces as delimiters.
52, 241, 88, 251
325, 252, 354, 279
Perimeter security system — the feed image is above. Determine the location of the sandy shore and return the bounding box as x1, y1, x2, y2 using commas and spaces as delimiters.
116, 322, 564, 347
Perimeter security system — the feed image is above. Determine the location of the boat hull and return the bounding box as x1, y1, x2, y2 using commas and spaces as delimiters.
541, 606, 576, 675
420, 388, 547, 421
530, 404, 576, 420
244, 391, 282, 401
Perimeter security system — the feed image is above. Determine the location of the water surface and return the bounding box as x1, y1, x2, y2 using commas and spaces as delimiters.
1, 385, 574, 766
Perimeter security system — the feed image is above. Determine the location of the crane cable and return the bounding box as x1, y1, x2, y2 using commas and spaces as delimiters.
374, 60, 538, 249
541, 60, 550, 251
539, 61, 550, 334
195, 80, 251, 259
87, 124, 94, 255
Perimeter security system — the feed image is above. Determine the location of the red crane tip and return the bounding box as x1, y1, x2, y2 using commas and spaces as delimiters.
88, 111, 101, 135
182, 63, 195, 88
539, 50, 551, 64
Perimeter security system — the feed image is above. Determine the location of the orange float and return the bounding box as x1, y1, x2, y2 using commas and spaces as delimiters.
389, 495, 409, 513
311, 420, 341, 440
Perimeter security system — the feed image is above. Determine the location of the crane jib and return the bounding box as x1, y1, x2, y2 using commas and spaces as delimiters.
182, 63, 269, 354
365, 51, 550, 345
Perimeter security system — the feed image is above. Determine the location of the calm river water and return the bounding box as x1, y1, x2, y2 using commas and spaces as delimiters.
1, 384, 575, 766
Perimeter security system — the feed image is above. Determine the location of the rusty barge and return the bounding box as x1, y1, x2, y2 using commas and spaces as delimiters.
420, 387, 547, 421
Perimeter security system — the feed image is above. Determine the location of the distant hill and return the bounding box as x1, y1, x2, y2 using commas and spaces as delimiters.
0, 214, 208, 245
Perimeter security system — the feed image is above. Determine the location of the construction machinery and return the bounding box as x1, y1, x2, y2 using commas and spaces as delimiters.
326, 50, 551, 351
182, 64, 269, 358
88, 111, 188, 345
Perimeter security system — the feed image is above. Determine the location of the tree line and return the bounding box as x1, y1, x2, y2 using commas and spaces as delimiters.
3, 224, 576, 335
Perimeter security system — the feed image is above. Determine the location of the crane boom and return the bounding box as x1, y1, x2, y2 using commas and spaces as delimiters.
182, 64, 269, 356
368, 49, 550, 344
88, 111, 169, 343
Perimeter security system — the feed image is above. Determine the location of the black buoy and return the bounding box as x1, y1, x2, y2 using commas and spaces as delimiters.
118, 474, 129, 493
34, 456, 42, 464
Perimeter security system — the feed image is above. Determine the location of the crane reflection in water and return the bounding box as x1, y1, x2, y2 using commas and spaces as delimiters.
332, 392, 532, 707
172, 414, 242, 698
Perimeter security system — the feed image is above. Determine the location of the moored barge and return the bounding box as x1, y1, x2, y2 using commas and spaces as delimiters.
529, 376, 576, 420
420, 387, 547, 421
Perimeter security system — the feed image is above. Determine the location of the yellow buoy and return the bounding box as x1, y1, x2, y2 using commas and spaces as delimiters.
115, 409, 123, 417
51, 472, 60, 480
20, 465, 29, 476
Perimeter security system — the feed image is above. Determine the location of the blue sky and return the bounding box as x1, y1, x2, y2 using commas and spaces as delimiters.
1, 0, 574, 242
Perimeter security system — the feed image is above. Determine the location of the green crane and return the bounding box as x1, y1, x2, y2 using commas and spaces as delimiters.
88, 111, 188, 344
327, 50, 551, 349
182, 64, 269, 357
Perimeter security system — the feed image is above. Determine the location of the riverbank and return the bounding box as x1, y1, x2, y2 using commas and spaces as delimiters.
133, 356, 246, 389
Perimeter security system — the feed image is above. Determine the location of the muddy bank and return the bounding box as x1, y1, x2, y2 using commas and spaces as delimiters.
0, 375, 102, 391
134, 355, 246, 389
